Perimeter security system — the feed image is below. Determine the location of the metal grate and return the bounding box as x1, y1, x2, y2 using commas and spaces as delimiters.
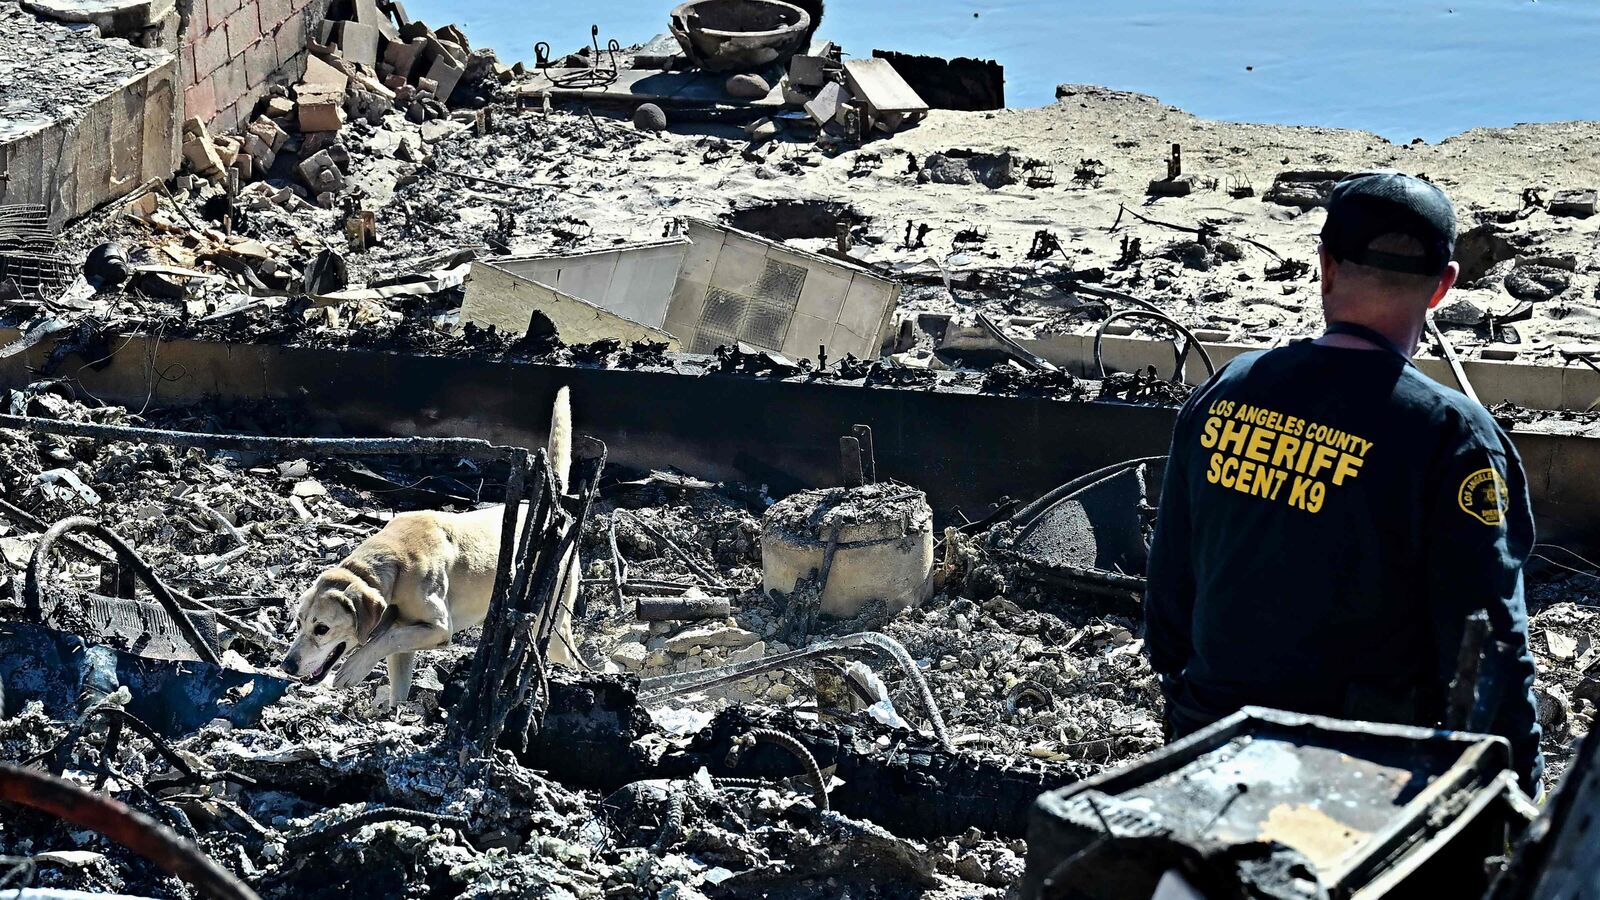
0, 204, 70, 299
754, 258, 807, 308
691, 259, 809, 353
80, 595, 221, 662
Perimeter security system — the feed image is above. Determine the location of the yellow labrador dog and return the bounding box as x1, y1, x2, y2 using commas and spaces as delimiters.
280, 388, 583, 707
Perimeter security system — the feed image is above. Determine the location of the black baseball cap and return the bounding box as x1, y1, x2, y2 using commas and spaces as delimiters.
1320, 171, 1457, 276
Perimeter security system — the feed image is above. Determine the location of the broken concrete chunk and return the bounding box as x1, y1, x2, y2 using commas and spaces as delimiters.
248, 116, 289, 153
920, 150, 1018, 189
1434, 295, 1487, 327
424, 50, 465, 102
265, 96, 295, 118
805, 81, 846, 127
1147, 175, 1197, 197
789, 40, 837, 88
1549, 189, 1598, 219
337, 20, 382, 69
384, 36, 428, 79
663, 626, 762, 653
609, 641, 649, 672
181, 121, 224, 178
303, 53, 353, 90
746, 117, 780, 140
351, 0, 399, 41
297, 85, 348, 132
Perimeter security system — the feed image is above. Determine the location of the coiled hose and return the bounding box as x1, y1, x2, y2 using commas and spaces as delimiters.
638, 631, 954, 752
727, 728, 829, 812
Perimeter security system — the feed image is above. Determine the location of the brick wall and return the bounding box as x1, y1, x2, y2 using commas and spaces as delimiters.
178, 0, 325, 132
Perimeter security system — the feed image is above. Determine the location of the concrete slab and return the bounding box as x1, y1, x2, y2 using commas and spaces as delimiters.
493, 239, 689, 329
21, 0, 174, 37
460, 261, 681, 348
664, 218, 899, 361
0, 1, 178, 224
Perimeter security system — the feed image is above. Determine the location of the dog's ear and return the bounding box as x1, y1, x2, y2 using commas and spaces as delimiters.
348, 586, 385, 640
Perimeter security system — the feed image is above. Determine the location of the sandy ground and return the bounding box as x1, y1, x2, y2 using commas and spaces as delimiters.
454, 82, 1600, 365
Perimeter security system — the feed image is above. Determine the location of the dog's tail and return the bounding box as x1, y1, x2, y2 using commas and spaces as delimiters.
548, 386, 572, 495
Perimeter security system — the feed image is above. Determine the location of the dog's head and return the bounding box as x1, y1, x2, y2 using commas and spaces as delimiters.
280, 569, 384, 682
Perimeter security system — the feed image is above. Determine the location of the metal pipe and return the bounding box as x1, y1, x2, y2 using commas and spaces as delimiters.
0, 414, 522, 461
0, 763, 260, 900
25, 517, 220, 666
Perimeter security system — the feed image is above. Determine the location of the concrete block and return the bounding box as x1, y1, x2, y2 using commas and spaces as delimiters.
224, 3, 260, 56
192, 24, 230, 78
423, 47, 464, 101
383, 35, 425, 79
204, 0, 229, 28
264, 95, 295, 117
302, 52, 350, 89
337, 21, 380, 69
805, 81, 845, 126
184, 78, 218, 123
248, 115, 288, 151
258, 0, 292, 32
1550, 189, 1598, 219
296, 86, 347, 131
213, 55, 249, 109
273, 16, 308, 67
242, 132, 275, 170
229, 151, 254, 181
182, 131, 223, 177
352, 0, 398, 41
244, 35, 279, 87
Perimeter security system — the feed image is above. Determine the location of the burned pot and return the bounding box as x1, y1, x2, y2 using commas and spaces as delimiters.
669, 0, 812, 72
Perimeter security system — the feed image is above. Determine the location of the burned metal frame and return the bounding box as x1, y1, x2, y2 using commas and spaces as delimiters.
0, 412, 566, 753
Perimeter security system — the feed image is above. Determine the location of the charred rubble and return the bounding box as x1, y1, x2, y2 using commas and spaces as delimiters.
2, 1, 1600, 899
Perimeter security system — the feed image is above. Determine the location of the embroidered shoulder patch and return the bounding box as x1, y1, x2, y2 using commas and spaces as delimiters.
1458, 468, 1509, 526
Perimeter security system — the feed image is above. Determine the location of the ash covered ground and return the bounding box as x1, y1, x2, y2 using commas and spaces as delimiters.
0, 386, 1595, 898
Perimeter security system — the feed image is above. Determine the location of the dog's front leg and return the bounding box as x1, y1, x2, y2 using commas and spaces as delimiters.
384, 651, 416, 710
332, 622, 447, 690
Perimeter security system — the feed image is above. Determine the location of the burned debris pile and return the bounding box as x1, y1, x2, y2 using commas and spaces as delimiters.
4, 0, 1600, 897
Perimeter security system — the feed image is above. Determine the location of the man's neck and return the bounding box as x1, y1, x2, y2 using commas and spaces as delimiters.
1314, 319, 1423, 358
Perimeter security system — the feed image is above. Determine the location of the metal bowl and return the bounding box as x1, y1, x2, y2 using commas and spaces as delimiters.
669, 0, 812, 73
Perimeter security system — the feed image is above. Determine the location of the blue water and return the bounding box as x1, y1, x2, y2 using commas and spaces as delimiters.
407, 0, 1600, 142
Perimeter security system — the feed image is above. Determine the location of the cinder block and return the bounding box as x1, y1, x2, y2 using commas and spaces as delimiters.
352, 0, 397, 40
274, 15, 307, 66
184, 78, 218, 123
205, 0, 231, 29
258, 0, 293, 32
383, 35, 425, 79
192, 25, 230, 78
296, 85, 346, 131
225, 4, 261, 56
213, 55, 249, 108
423, 50, 464, 102
244, 37, 279, 87
211, 99, 242, 135
337, 21, 380, 69
247, 114, 288, 151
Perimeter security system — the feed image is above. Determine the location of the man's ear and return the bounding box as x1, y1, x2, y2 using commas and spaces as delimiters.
1318, 245, 1337, 296
1428, 261, 1460, 310
349, 587, 384, 640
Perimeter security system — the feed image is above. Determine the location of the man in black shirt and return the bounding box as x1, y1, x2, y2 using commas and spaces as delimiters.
1144, 171, 1543, 792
